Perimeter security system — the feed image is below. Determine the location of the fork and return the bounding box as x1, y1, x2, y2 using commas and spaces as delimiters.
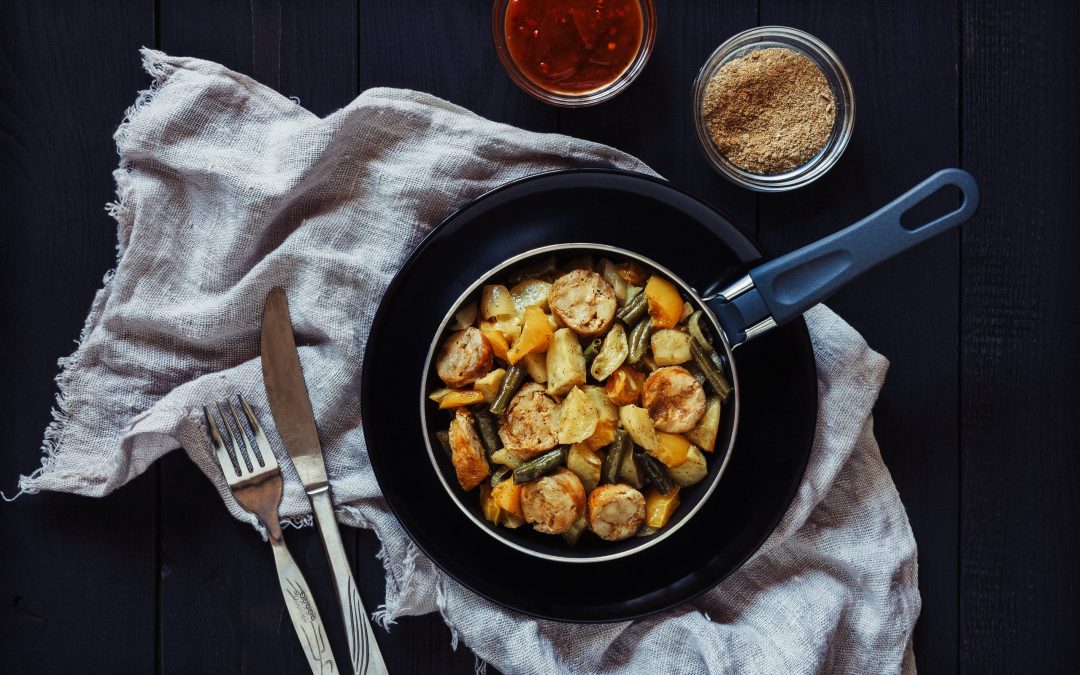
205, 395, 339, 675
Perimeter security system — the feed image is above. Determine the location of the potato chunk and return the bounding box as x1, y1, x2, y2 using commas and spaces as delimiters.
546, 328, 586, 396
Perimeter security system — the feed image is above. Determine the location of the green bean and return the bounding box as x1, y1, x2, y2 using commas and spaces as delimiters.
489, 364, 526, 416
634, 447, 677, 495
600, 429, 631, 484
627, 317, 652, 364
616, 292, 648, 324
690, 340, 732, 402
474, 410, 502, 459
512, 447, 566, 484
435, 430, 452, 458
583, 337, 603, 368
489, 465, 512, 487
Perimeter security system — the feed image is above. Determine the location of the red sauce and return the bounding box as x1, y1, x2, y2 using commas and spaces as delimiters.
505, 0, 645, 95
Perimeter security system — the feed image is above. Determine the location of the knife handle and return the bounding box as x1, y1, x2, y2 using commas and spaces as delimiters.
269, 537, 338, 675
310, 488, 389, 675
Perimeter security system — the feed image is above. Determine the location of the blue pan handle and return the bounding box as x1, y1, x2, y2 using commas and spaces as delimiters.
710, 168, 979, 345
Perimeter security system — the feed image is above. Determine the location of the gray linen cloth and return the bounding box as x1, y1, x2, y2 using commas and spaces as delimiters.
13, 50, 919, 674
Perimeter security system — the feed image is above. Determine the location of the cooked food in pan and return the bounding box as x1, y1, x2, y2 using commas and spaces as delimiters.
429, 256, 732, 544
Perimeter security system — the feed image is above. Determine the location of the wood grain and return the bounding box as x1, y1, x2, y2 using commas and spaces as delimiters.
960, 1, 1080, 671
0, 1, 157, 672
757, 2, 961, 671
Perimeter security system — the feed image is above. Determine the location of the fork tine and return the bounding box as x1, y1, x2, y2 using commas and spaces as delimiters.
204, 405, 241, 477
237, 394, 278, 469
217, 401, 253, 476
227, 398, 265, 468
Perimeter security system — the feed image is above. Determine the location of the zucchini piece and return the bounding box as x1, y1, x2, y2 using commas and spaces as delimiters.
617, 446, 644, 488
589, 323, 629, 381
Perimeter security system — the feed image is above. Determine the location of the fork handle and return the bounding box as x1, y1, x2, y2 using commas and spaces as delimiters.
310, 489, 389, 675
270, 537, 339, 675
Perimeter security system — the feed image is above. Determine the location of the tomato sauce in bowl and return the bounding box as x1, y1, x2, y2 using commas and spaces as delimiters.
494, 0, 654, 106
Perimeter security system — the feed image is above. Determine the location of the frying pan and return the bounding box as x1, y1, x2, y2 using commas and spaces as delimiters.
420, 168, 978, 563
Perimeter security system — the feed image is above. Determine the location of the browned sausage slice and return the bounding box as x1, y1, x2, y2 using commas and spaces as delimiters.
436, 327, 492, 388
548, 269, 618, 337
641, 365, 707, 433
447, 409, 490, 491
497, 382, 559, 458
520, 467, 586, 534
587, 483, 646, 541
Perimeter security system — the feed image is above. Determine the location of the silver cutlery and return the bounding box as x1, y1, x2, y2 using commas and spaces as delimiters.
204, 395, 338, 675
261, 287, 389, 675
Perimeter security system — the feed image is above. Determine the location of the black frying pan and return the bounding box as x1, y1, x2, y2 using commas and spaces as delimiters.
361, 168, 976, 620
419, 168, 977, 563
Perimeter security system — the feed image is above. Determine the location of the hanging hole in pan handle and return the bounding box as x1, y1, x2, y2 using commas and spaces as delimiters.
742, 168, 980, 330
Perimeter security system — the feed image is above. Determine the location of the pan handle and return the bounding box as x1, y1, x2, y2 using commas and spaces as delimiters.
709, 168, 979, 345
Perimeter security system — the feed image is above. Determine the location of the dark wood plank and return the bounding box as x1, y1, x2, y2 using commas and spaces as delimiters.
0, 0, 157, 672
756, 2, 960, 672
960, 1, 1080, 671
357, 0, 553, 132
557, 0, 757, 231
156, 2, 365, 672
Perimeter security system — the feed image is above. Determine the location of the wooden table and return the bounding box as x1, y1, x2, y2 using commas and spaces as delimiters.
2, 1, 1077, 672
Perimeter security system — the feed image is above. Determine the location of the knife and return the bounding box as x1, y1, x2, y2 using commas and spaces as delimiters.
262, 286, 389, 675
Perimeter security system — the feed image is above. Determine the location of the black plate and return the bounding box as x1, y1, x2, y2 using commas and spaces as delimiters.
361, 169, 817, 622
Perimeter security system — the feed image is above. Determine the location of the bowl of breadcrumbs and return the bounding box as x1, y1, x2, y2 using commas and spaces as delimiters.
693, 26, 855, 191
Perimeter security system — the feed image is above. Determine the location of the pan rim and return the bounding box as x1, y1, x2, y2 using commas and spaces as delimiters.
420, 242, 741, 563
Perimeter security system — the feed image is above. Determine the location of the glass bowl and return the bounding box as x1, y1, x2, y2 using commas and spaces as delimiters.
492, 0, 657, 108
692, 26, 855, 192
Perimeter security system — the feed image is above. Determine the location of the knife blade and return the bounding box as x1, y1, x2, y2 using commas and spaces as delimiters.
261, 286, 389, 675
261, 286, 328, 491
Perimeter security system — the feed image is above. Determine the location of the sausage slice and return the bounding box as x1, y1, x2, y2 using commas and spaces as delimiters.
520, 468, 586, 534
436, 327, 492, 388
587, 484, 646, 541
548, 269, 618, 337
498, 382, 560, 458
447, 409, 490, 491
641, 365, 707, 433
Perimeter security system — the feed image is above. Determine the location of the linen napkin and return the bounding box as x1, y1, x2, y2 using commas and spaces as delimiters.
13, 49, 919, 674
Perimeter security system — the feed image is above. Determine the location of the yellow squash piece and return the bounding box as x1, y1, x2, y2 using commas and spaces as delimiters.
604, 366, 646, 406
644, 275, 683, 329
438, 389, 485, 409
491, 479, 525, 520
506, 305, 554, 364
644, 485, 681, 529
480, 483, 501, 524
650, 431, 691, 468
479, 322, 511, 362
584, 418, 618, 451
